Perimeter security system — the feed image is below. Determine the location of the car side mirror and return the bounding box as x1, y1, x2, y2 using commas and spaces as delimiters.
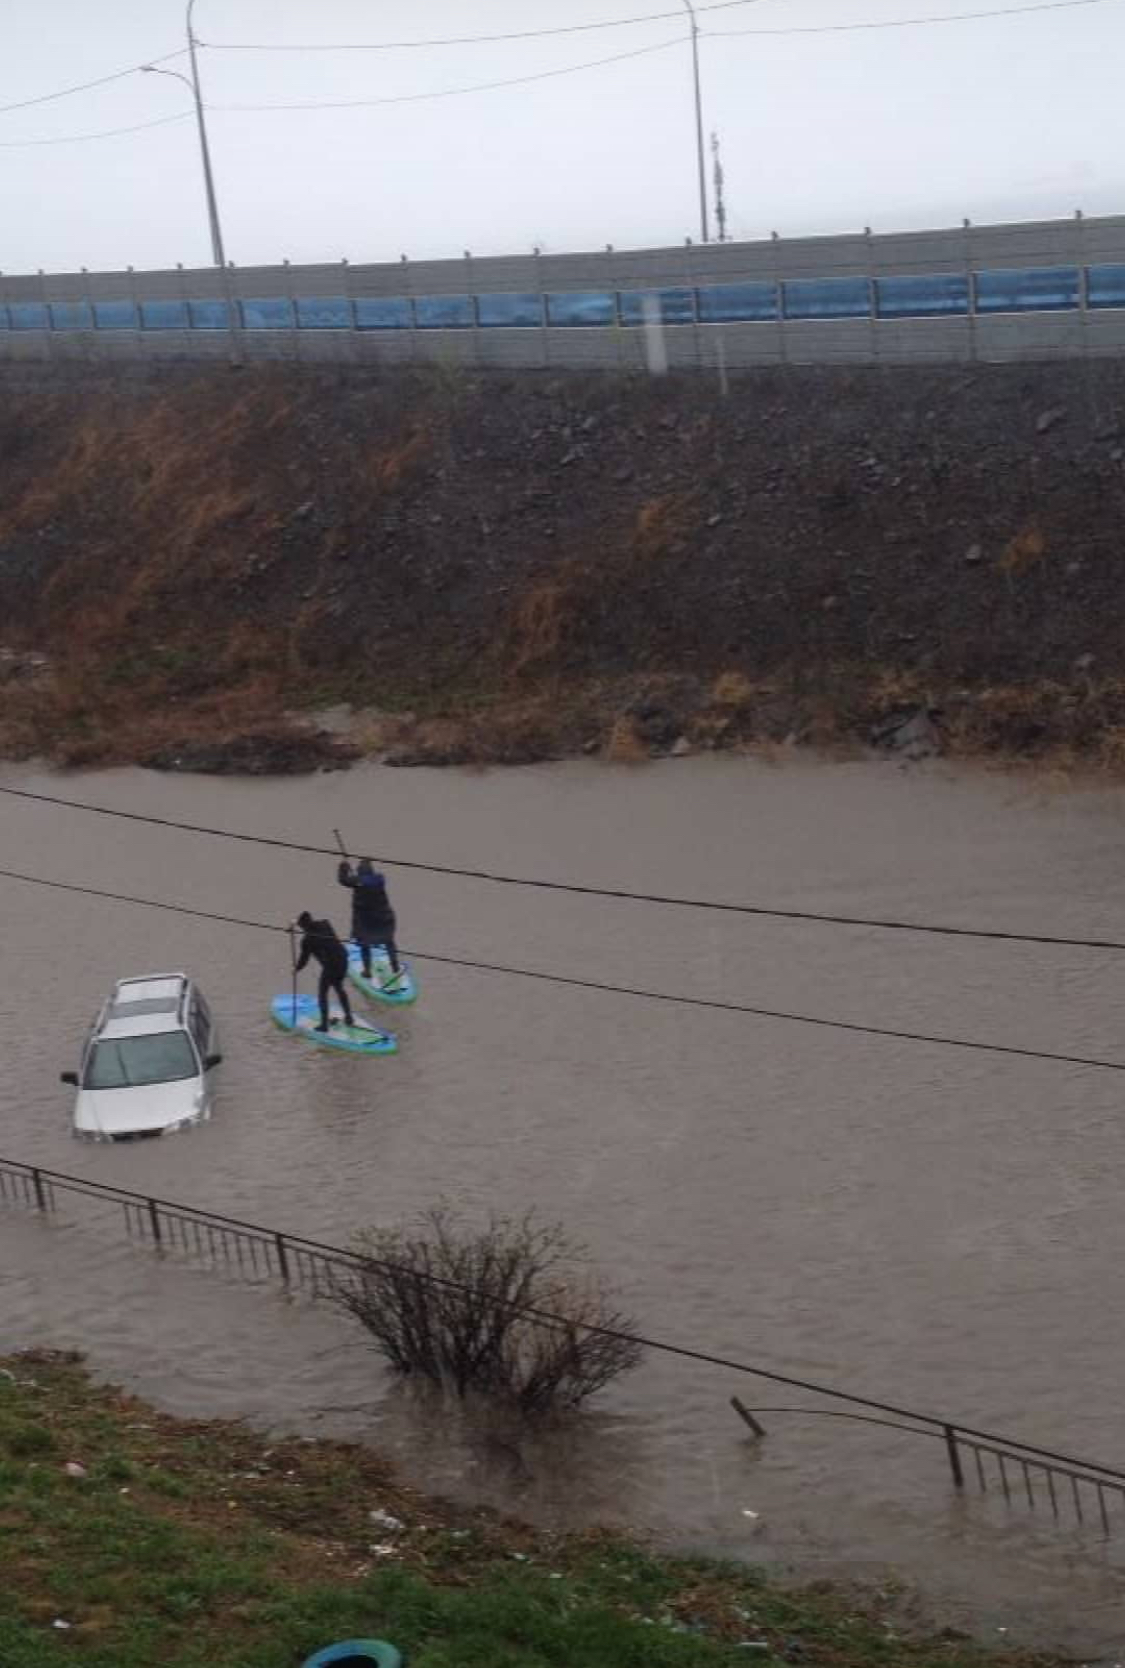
60, 1071, 78, 1087
204, 1053, 223, 1071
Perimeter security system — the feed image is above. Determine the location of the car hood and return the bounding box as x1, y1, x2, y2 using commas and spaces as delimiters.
73, 1078, 202, 1137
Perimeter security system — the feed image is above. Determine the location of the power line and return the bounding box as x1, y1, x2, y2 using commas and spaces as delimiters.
0, 112, 193, 149
0, 784, 1119, 956
407, 946, 1125, 1074
199, 0, 1105, 51
212, 36, 686, 112
201, 0, 772, 52
0, 0, 1099, 146
206, 0, 1111, 116
0, 47, 186, 117
709, 0, 1111, 37
0, 0, 1104, 138
0, 861, 1121, 1075
0, 865, 284, 937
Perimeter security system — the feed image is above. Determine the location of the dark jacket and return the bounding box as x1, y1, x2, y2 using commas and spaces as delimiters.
337, 862, 395, 936
295, 917, 347, 974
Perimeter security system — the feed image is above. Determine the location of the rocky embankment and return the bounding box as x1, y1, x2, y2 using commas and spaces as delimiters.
1, 359, 1124, 772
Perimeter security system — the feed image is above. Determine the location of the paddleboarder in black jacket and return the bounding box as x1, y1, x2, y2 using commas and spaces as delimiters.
337, 858, 403, 984
294, 912, 355, 1032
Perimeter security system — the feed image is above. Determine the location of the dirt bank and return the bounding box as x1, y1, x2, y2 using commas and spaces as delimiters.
2, 359, 1125, 771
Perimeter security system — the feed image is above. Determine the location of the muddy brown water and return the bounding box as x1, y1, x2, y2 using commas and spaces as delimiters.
3, 754, 1125, 1653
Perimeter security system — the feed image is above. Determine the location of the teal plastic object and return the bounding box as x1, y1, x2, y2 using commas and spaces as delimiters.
302, 1643, 403, 1668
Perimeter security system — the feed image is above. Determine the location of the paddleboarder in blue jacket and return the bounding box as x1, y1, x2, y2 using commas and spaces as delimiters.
338, 858, 402, 985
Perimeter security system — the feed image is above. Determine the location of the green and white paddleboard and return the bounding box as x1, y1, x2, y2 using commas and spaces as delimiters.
346, 942, 417, 1006
270, 995, 397, 1055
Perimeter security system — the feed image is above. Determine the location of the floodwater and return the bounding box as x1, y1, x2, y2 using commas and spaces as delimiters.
3, 753, 1125, 1654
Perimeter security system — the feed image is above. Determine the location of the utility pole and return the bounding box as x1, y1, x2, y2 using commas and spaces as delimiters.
712, 132, 728, 244
142, 0, 227, 269
681, 0, 709, 244
186, 0, 226, 268
142, 4, 241, 362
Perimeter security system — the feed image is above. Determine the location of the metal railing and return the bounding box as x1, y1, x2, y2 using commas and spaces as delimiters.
2, 1157, 359, 1298
728, 1397, 1125, 1535
960, 1436, 1125, 1535
4, 1152, 1124, 1539
0, 1162, 55, 1213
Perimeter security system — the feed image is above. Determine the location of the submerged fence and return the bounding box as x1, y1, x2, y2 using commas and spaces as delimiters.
3, 1152, 1124, 1541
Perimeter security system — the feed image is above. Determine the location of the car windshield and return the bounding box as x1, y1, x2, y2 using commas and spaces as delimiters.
83, 1032, 197, 1090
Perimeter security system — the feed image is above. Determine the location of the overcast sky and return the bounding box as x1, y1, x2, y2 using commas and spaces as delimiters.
3, 0, 1121, 275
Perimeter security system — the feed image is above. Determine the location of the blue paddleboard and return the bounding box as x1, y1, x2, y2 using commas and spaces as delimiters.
346, 941, 417, 1006
270, 994, 397, 1055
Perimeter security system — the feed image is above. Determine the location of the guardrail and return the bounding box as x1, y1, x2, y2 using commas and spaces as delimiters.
4, 1153, 1124, 1539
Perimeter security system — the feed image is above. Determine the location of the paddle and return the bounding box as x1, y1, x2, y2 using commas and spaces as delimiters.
332, 827, 357, 969
288, 924, 298, 1028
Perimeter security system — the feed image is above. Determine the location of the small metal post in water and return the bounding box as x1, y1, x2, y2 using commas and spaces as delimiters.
275, 1232, 290, 1284
31, 1168, 47, 1213
973, 1444, 987, 1491
730, 1396, 766, 1439
944, 1425, 965, 1489
1022, 1460, 1035, 1508
148, 1198, 161, 1244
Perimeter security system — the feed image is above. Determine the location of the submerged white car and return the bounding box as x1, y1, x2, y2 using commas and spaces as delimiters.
62, 973, 222, 1141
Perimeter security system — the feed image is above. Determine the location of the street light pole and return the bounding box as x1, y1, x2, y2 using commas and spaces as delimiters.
186, 0, 226, 268
143, 0, 227, 269
682, 0, 709, 244
142, 9, 241, 363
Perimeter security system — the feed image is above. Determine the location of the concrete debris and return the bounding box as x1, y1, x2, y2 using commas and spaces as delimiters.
871, 707, 943, 760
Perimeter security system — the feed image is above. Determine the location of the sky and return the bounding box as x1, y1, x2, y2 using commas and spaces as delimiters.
2, 0, 1121, 275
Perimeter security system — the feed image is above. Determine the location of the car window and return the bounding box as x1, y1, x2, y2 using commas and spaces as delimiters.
188, 996, 207, 1057
195, 990, 212, 1043
83, 1032, 198, 1090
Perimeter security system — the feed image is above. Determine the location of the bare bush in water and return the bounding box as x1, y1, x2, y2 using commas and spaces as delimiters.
330, 1205, 642, 1414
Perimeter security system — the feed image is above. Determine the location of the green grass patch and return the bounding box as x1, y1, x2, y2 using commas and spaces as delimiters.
0, 1353, 1055, 1668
